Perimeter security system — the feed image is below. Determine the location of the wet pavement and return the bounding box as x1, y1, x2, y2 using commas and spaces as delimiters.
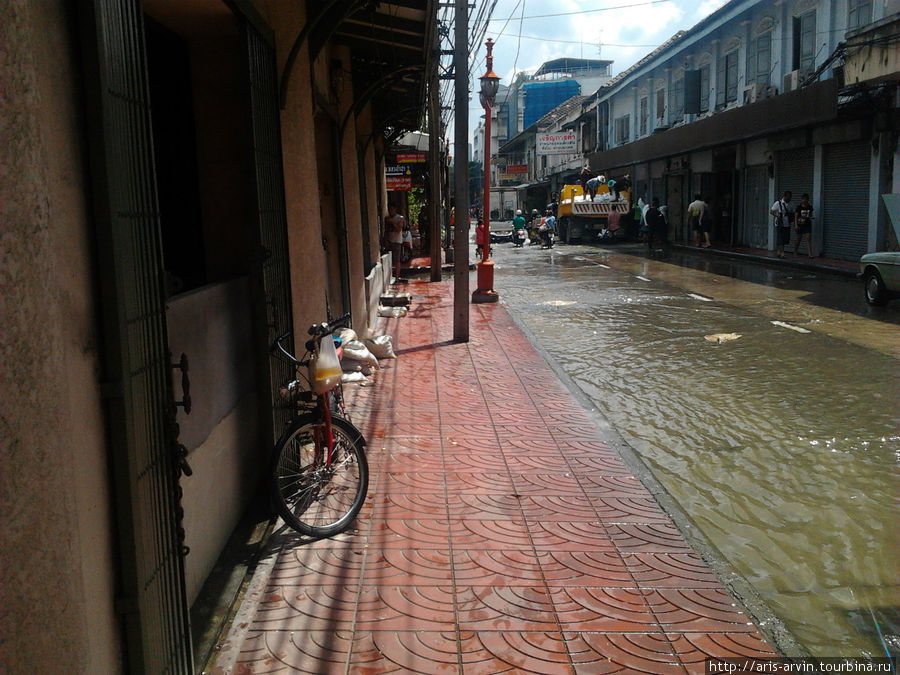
208, 277, 780, 674
488, 238, 900, 658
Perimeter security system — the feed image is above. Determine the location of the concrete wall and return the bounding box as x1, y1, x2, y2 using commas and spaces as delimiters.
166, 277, 261, 604
0, 2, 121, 672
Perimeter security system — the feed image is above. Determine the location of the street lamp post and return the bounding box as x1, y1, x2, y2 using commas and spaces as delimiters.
472, 38, 500, 304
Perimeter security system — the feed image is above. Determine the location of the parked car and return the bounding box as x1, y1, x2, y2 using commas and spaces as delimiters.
859, 251, 900, 305
490, 228, 513, 243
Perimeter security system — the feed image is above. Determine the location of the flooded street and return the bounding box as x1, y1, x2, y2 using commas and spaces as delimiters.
487, 238, 900, 657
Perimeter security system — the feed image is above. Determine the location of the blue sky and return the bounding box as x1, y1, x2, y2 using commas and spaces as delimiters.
463, 0, 729, 139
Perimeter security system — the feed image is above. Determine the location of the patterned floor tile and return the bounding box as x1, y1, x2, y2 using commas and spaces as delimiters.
644, 589, 757, 632
511, 473, 587, 496
458, 631, 574, 674
606, 523, 695, 553
452, 549, 545, 586
456, 586, 559, 631
551, 587, 662, 631
448, 519, 534, 549
365, 519, 451, 548
622, 553, 725, 589
367, 493, 448, 519
231, 629, 354, 674
270, 547, 367, 586
670, 632, 778, 670
593, 497, 671, 523
539, 550, 635, 588
527, 521, 617, 552
564, 632, 684, 674
363, 549, 453, 586
352, 586, 457, 632
349, 631, 460, 674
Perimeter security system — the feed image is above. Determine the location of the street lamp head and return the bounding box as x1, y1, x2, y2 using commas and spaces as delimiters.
479, 70, 500, 107
479, 37, 500, 109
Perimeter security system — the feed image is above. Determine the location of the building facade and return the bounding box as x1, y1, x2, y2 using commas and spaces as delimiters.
1, 1, 435, 672
502, 0, 900, 258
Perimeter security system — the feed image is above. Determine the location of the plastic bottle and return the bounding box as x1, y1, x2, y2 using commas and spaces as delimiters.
311, 336, 342, 394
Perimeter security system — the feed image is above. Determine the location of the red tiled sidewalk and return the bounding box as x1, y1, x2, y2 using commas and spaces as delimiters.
210, 278, 777, 674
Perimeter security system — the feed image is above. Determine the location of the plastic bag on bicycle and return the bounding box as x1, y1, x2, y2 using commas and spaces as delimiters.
310, 336, 342, 394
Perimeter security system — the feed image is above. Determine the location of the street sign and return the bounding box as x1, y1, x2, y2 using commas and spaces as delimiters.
536, 132, 577, 155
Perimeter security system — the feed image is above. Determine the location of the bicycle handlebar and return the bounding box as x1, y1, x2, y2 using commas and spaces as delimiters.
271, 313, 352, 365
308, 312, 351, 337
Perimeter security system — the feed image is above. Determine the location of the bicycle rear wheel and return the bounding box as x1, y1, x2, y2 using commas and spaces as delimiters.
271, 415, 368, 537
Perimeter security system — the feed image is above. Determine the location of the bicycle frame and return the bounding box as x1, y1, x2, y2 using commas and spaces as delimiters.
272, 314, 352, 470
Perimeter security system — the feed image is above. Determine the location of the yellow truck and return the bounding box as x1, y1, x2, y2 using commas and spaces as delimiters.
557, 183, 632, 243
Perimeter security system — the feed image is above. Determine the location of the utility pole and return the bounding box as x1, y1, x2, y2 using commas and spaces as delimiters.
428, 19, 441, 283
452, 0, 469, 341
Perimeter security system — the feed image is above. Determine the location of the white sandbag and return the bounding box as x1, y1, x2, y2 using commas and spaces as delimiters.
364, 335, 396, 359
377, 305, 408, 318
360, 364, 374, 376
341, 360, 362, 372
336, 327, 357, 345
341, 371, 367, 383
341, 340, 379, 366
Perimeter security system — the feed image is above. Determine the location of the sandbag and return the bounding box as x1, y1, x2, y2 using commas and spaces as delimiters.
378, 305, 408, 318
341, 340, 378, 366
364, 335, 396, 359
341, 371, 367, 383
336, 327, 357, 345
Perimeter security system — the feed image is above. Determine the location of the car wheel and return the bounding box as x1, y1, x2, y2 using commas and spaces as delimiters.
864, 268, 888, 306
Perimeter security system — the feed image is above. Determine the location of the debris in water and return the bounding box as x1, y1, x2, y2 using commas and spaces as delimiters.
704, 332, 742, 344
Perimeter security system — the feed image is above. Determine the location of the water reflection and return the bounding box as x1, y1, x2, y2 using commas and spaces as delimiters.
495, 244, 900, 657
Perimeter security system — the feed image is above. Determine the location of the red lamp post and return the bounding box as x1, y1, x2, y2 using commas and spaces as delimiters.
472, 38, 500, 304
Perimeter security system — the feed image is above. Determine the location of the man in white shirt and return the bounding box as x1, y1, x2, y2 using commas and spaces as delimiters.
769, 191, 794, 258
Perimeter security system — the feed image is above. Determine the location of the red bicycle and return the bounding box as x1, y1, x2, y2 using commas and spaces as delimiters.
271, 314, 368, 538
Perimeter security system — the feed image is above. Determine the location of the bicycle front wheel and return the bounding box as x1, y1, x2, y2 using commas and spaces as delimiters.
271, 416, 368, 538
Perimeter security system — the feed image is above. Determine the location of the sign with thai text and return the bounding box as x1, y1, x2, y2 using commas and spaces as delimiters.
507, 164, 528, 174
536, 132, 577, 155
396, 153, 427, 163
386, 175, 412, 190
386, 164, 410, 176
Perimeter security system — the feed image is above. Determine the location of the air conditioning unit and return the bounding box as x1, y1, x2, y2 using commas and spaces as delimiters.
783, 69, 801, 93
742, 82, 766, 104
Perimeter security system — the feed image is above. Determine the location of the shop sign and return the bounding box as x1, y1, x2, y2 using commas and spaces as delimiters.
498, 173, 520, 181
396, 153, 427, 163
386, 175, 412, 190
386, 164, 410, 176
507, 164, 528, 174
536, 132, 577, 155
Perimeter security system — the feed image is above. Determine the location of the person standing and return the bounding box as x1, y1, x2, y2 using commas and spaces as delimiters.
793, 193, 814, 258
644, 197, 666, 250
687, 194, 706, 247
770, 190, 794, 258
579, 165, 592, 189
385, 203, 405, 279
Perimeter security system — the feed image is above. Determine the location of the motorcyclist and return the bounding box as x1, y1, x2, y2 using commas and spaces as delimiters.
541, 209, 556, 248
512, 209, 527, 246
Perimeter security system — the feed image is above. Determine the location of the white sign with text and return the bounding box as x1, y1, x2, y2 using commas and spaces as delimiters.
536, 132, 577, 155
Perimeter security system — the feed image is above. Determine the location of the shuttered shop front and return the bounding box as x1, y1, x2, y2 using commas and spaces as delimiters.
823, 140, 870, 260
777, 146, 814, 199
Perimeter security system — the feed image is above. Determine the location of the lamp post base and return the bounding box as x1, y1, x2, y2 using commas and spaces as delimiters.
471, 260, 499, 303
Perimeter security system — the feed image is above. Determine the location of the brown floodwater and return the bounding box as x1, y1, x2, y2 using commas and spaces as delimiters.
493, 242, 900, 657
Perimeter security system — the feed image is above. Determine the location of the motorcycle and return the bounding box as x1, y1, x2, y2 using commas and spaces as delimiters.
513, 228, 527, 247
540, 227, 555, 249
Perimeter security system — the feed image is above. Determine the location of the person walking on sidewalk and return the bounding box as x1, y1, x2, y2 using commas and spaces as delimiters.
385, 203, 405, 279
793, 193, 814, 258
688, 194, 711, 247
770, 190, 794, 258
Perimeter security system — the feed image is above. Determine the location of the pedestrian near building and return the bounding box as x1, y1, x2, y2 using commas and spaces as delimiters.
793, 193, 814, 258
385, 203, 405, 278
687, 194, 711, 247
644, 197, 666, 249
770, 190, 794, 258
